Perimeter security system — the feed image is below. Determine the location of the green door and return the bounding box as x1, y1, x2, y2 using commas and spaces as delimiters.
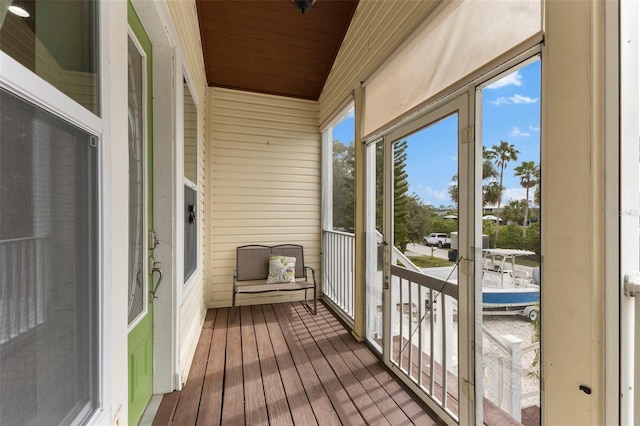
127, 3, 155, 425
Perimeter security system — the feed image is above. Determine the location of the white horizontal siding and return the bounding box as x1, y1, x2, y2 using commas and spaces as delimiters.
319, 0, 440, 127
208, 88, 321, 308
167, 0, 208, 383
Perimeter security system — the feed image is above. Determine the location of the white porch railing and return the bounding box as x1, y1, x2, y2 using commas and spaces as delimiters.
390, 264, 459, 420
0, 237, 48, 344
322, 229, 354, 321
482, 325, 531, 422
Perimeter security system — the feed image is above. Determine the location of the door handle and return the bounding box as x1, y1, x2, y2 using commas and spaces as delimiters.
150, 263, 164, 302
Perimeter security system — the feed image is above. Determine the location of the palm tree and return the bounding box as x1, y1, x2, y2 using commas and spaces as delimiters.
448, 174, 458, 205
533, 163, 541, 207
514, 161, 537, 237
483, 181, 501, 207
448, 147, 499, 206
486, 140, 519, 239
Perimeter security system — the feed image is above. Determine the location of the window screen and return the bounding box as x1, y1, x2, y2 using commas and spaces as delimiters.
0, 88, 99, 425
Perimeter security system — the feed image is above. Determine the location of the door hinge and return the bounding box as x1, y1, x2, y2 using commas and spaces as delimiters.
462, 125, 474, 144
624, 272, 640, 297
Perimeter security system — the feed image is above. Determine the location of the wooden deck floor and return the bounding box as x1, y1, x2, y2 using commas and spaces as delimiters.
152, 302, 443, 425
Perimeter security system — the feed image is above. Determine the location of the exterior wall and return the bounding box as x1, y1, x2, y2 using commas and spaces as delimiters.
541, 0, 606, 423
207, 88, 321, 308
166, 0, 208, 384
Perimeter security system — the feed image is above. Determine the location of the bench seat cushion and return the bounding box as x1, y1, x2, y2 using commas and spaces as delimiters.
236, 279, 314, 293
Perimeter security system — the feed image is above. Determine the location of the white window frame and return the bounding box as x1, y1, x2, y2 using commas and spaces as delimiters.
321, 100, 355, 232
179, 69, 201, 301
0, 12, 105, 425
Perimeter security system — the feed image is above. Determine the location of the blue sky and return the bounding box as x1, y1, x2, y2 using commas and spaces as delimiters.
333, 59, 541, 208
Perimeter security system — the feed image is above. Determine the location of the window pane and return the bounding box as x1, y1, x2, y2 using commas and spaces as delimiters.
0, 0, 99, 115
184, 81, 197, 184
478, 58, 541, 424
0, 87, 99, 425
332, 111, 355, 232
128, 36, 145, 324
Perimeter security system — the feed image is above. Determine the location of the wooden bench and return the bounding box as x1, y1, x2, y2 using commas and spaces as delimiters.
232, 244, 317, 315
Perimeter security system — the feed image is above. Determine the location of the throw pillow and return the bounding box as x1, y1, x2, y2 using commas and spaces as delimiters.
267, 255, 296, 284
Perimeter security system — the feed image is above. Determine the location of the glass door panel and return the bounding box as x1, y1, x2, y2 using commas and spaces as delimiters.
366, 140, 385, 352
383, 95, 468, 424
475, 58, 541, 424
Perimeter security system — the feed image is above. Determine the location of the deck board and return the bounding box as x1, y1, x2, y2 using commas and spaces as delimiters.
272, 304, 342, 426
262, 305, 318, 425
252, 305, 294, 426
172, 309, 216, 426
302, 305, 415, 426
196, 307, 227, 425
221, 307, 244, 425
322, 311, 438, 424
291, 303, 392, 425
285, 303, 364, 424
240, 306, 269, 426
153, 302, 445, 426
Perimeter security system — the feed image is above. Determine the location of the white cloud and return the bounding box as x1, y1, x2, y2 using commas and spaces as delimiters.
489, 97, 509, 106
529, 125, 540, 132
423, 186, 448, 201
503, 188, 527, 202
510, 127, 531, 137
486, 71, 523, 89
489, 93, 538, 106
510, 94, 538, 104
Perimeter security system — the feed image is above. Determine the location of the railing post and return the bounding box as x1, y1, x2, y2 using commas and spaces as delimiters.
502, 334, 523, 422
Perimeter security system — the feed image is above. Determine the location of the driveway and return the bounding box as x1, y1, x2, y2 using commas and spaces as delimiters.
405, 243, 450, 260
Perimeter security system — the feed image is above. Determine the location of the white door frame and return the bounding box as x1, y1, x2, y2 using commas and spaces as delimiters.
130, 0, 182, 393
381, 93, 472, 425
617, 0, 639, 424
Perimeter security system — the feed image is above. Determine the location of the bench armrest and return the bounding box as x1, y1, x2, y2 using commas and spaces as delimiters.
305, 266, 317, 285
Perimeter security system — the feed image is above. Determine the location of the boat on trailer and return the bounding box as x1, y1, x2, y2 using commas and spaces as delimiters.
419, 248, 540, 321
481, 248, 540, 321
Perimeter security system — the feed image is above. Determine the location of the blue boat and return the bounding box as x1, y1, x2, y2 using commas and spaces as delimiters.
481, 249, 540, 320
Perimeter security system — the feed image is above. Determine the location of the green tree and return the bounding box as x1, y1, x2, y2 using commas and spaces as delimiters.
502, 199, 527, 224
486, 140, 519, 240
448, 147, 499, 207
496, 224, 524, 249
524, 221, 541, 257
393, 141, 410, 251
514, 161, 538, 237
533, 163, 541, 207
448, 174, 458, 205
406, 193, 432, 243
332, 140, 355, 231
430, 216, 458, 235
372, 141, 419, 251
482, 220, 497, 248
483, 181, 502, 208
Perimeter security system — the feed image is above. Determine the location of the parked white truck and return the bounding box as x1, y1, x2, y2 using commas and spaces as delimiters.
423, 233, 451, 248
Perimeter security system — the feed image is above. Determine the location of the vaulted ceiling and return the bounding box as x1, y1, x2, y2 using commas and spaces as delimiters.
195, 0, 359, 100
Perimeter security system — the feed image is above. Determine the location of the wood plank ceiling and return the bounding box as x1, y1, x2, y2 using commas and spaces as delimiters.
196, 0, 359, 100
